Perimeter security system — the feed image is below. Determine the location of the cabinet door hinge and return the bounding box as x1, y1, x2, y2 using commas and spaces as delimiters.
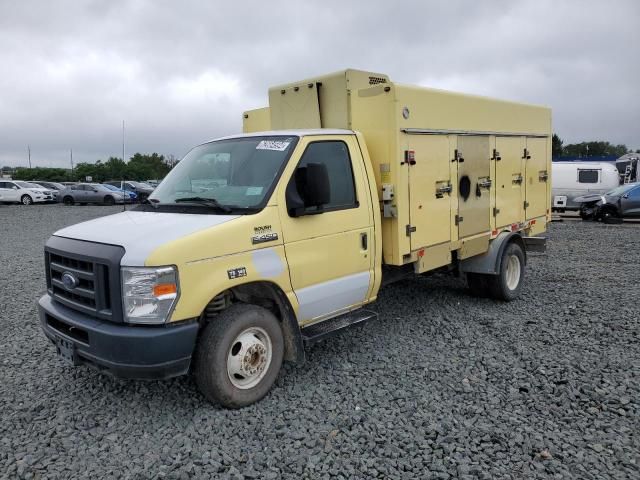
406, 224, 416, 236
524, 201, 530, 209
523, 148, 531, 159
493, 207, 500, 216
455, 215, 463, 225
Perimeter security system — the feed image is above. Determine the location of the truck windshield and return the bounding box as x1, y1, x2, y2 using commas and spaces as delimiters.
149, 136, 298, 213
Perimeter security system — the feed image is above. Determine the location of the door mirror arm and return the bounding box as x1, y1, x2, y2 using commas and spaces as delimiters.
285, 162, 331, 217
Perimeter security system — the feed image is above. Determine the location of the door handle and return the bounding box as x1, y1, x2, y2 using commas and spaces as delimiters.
477, 179, 492, 189
360, 232, 368, 250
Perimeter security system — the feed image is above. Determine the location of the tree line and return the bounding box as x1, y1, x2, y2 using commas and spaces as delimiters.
6, 153, 178, 182
552, 134, 636, 159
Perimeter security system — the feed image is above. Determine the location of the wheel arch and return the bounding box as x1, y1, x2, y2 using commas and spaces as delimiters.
459, 231, 526, 275
200, 281, 305, 364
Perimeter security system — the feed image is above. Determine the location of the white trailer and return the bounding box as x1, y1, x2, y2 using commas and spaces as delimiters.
551, 162, 620, 211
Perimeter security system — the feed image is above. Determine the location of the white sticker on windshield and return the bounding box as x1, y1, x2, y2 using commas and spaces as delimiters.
256, 140, 290, 151
246, 187, 263, 196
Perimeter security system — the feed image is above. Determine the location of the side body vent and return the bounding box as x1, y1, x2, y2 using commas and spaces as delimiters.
368, 76, 387, 85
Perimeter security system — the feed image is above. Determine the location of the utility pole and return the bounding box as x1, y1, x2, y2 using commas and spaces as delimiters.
122, 120, 125, 163
28, 145, 32, 168
70, 149, 74, 176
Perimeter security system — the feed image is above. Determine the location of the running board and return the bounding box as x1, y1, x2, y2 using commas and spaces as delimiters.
301, 309, 378, 345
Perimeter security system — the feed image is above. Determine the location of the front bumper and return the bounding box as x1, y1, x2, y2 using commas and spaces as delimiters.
38, 294, 199, 379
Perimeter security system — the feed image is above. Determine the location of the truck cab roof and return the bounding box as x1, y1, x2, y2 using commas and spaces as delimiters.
212, 129, 356, 143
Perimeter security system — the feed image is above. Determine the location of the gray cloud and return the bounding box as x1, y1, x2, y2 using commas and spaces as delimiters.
1, 0, 638, 168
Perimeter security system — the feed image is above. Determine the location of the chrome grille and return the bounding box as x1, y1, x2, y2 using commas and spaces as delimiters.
47, 252, 111, 318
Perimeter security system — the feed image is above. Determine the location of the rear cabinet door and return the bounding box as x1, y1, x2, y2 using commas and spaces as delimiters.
525, 137, 549, 219
407, 135, 452, 249
494, 137, 525, 227
456, 136, 491, 238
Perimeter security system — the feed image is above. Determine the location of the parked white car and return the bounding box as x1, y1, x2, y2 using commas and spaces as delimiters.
0, 180, 54, 205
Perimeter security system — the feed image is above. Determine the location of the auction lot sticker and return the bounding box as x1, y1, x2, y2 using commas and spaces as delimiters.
256, 140, 290, 151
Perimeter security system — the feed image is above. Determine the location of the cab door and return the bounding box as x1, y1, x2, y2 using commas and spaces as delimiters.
278, 136, 374, 324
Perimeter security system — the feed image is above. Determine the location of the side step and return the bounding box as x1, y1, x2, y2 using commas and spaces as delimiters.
301, 309, 378, 346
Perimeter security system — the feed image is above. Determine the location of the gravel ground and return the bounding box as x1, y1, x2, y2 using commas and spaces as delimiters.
1, 204, 638, 479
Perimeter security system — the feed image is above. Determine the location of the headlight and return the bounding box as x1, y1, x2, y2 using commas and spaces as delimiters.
121, 266, 179, 324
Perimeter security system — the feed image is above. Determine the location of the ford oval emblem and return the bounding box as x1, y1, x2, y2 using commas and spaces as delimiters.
61, 272, 78, 290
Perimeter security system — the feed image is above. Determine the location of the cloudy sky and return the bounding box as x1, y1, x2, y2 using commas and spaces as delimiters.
1, 0, 638, 168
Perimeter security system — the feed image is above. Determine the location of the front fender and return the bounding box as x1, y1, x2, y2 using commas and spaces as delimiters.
168, 245, 298, 323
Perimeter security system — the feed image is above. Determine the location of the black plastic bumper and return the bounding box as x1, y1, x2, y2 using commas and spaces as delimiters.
38, 294, 199, 380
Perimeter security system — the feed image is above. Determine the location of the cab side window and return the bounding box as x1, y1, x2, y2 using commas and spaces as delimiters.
296, 141, 357, 212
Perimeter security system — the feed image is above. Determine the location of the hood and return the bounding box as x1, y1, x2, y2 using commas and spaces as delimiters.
54, 211, 239, 266
29, 187, 49, 193
573, 193, 603, 203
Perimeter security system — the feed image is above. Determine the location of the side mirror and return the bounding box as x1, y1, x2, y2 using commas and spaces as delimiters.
12, 186, 18, 190
286, 162, 331, 217
622, 193, 629, 199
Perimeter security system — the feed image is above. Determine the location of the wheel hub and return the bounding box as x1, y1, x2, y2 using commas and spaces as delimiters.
226, 327, 272, 389
505, 254, 521, 291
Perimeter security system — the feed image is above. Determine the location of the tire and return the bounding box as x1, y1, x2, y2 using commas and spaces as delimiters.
194, 304, 284, 408
467, 272, 489, 297
63, 196, 74, 206
600, 208, 622, 224
21, 194, 33, 205
104, 195, 115, 206
485, 242, 525, 301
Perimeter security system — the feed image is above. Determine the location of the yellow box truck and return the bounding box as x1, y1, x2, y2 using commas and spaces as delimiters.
38, 69, 550, 407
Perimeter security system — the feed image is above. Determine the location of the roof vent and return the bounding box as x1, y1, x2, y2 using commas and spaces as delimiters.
369, 76, 387, 85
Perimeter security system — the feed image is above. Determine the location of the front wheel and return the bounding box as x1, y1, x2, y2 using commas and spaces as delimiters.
21, 194, 33, 205
103, 195, 115, 206
194, 304, 284, 408
63, 196, 74, 206
600, 208, 623, 224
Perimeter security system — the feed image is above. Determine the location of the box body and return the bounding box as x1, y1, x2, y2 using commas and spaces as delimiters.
244, 70, 551, 267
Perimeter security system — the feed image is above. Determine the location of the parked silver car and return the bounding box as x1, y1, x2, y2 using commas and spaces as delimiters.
58, 183, 126, 206
32, 181, 66, 201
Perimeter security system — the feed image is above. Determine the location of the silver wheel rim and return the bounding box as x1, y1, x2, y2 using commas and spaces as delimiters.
22, 196, 31, 205
226, 327, 272, 390
505, 254, 521, 290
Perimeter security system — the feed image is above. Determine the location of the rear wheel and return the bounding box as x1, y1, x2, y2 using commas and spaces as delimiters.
103, 195, 115, 206
194, 304, 284, 408
21, 194, 33, 205
486, 242, 525, 301
63, 196, 74, 206
467, 273, 489, 297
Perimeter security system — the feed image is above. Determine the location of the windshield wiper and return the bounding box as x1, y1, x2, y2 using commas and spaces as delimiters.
141, 198, 159, 209
174, 197, 232, 213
